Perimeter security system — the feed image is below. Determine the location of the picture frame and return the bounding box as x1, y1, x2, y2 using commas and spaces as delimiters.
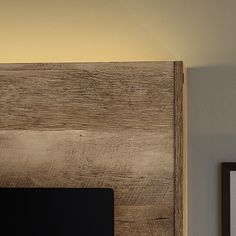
222, 162, 236, 236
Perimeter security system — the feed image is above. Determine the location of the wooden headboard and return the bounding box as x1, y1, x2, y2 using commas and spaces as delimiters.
0, 61, 185, 236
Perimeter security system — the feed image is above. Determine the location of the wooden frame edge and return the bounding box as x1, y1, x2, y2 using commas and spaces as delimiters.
222, 162, 236, 236
174, 61, 184, 236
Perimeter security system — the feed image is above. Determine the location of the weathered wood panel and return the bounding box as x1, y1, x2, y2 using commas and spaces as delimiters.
0, 62, 174, 131
0, 130, 174, 235
0, 62, 184, 236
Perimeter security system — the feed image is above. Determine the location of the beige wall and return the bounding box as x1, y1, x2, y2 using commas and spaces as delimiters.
2, 0, 236, 67
2, 1, 236, 236
0, 0, 174, 63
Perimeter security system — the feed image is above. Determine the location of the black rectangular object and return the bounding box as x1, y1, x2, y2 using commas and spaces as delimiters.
0, 188, 114, 236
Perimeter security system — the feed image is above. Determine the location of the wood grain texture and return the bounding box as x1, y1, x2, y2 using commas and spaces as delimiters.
174, 61, 184, 236
0, 130, 174, 235
0, 62, 174, 131
0, 61, 184, 236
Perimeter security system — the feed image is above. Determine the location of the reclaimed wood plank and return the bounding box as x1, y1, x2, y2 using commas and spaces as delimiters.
0, 130, 174, 236
0, 61, 184, 236
0, 62, 174, 131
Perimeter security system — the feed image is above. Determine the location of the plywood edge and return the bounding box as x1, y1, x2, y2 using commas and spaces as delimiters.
174, 61, 184, 236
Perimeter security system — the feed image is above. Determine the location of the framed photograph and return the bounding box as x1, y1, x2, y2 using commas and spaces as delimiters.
222, 163, 236, 236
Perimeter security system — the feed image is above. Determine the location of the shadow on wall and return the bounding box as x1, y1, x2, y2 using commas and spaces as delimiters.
188, 65, 236, 236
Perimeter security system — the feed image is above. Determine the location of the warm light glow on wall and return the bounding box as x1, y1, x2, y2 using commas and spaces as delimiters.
1, 0, 235, 66
0, 0, 175, 63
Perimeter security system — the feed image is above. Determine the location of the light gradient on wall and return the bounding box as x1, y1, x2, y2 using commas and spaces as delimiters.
0, 0, 175, 63
2, 0, 236, 67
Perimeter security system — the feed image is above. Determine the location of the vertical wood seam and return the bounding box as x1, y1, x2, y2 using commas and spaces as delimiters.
174, 61, 184, 236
